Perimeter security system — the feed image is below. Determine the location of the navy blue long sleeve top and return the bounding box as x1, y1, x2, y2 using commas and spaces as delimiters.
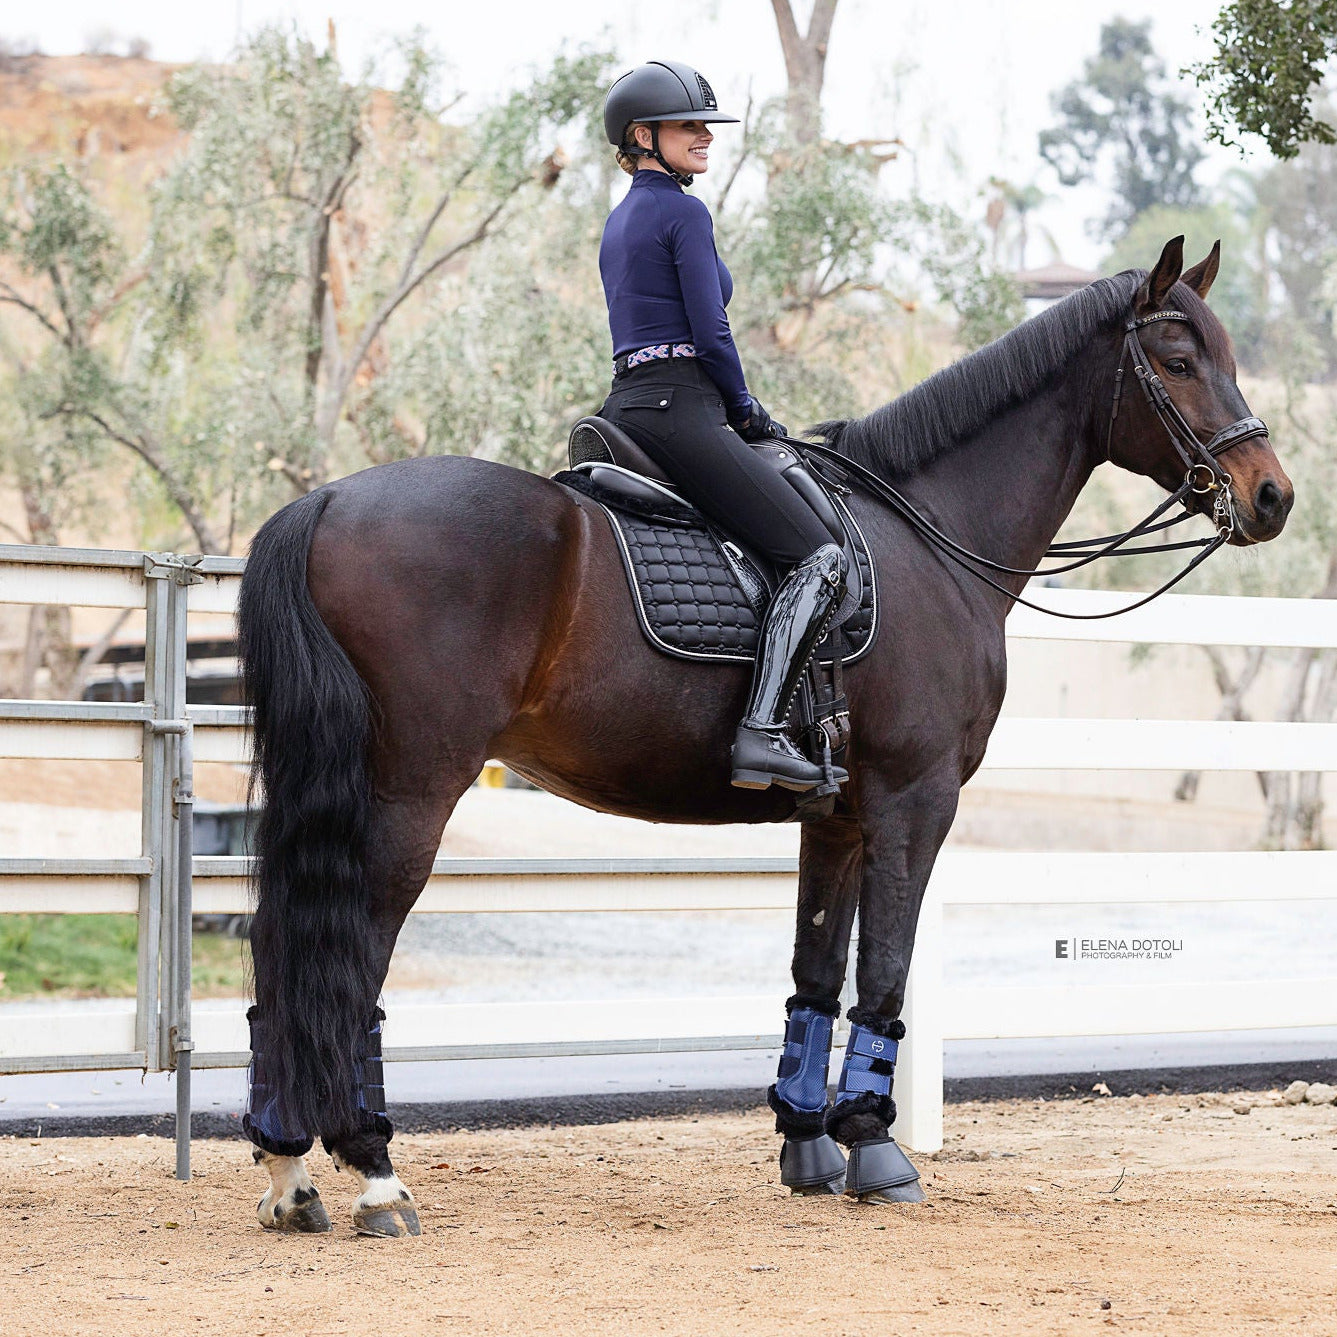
599, 170, 751, 419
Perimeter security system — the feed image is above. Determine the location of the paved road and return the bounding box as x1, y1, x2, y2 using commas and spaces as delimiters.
3, 1028, 1335, 1131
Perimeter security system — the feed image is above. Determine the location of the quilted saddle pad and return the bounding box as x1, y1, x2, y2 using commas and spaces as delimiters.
594, 496, 877, 666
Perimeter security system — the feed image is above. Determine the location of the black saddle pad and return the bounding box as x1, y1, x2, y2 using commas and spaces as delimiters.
554, 471, 877, 666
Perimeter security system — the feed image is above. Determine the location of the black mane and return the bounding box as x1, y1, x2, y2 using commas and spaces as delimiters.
813, 271, 1145, 478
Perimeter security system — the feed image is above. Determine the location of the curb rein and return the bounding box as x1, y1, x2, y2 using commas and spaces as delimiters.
792, 309, 1271, 622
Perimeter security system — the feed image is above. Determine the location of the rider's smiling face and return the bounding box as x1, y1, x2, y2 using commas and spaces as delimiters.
633, 119, 714, 176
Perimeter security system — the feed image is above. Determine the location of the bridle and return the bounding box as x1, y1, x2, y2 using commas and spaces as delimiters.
790, 307, 1272, 621
1108, 309, 1269, 542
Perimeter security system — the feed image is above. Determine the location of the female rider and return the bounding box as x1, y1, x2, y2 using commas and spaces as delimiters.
598, 60, 848, 794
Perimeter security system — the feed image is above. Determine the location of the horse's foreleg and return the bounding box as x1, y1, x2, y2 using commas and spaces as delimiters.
829, 766, 960, 1203
769, 815, 862, 1195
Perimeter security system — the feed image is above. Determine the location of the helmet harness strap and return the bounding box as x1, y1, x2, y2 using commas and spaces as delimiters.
639, 123, 694, 188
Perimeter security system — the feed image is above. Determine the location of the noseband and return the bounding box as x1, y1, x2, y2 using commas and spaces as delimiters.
1109, 309, 1270, 540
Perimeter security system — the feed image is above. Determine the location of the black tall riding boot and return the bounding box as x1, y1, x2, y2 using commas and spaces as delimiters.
731, 543, 849, 792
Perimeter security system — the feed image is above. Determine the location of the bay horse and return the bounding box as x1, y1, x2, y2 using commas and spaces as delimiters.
237, 238, 1292, 1234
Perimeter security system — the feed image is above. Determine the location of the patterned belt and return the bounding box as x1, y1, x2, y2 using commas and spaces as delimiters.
612, 342, 698, 377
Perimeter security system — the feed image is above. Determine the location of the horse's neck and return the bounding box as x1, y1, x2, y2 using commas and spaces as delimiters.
913, 386, 1099, 592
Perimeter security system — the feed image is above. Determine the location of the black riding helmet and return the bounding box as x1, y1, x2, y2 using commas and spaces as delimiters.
604, 60, 739, 186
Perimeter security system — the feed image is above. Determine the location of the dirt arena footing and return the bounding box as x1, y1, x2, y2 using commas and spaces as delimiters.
5, 1081, 1336, 1336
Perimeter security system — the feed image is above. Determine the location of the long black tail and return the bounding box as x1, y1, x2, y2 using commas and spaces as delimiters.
238, 488, 379, 1143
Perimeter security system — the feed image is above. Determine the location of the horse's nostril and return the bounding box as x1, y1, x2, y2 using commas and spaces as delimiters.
1255, 479, 1284, 523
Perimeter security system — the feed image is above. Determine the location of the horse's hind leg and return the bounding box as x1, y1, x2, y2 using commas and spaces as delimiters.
323, 787, 471, 1238
829, 766, 960, 1204
254, 1147, 331, 1233
247, 780, 469, 1237
769, 815, 862, 1196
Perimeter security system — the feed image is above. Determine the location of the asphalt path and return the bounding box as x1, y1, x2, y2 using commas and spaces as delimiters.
3, 1030, 1334, 1140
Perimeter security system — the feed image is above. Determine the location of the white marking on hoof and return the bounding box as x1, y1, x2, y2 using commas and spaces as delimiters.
255, 1150, 332, 1233
332, 1152, 421, 1238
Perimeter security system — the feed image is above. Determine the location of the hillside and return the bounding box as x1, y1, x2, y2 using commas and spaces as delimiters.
0, 52, 179, 163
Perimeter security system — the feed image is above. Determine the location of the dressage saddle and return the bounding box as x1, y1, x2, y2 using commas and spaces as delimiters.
565, 415, 868, 628
556, 418, 878, 817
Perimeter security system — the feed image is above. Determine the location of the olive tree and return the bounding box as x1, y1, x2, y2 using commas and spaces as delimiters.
0, 28, 614, 553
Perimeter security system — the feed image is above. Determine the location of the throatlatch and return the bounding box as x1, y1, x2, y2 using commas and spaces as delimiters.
767, 996, 848, 1195
244, 1007, 392, 1157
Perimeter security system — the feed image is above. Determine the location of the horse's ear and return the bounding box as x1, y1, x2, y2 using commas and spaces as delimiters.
1136, 236, 1185, 313
1180, 240, 1221, 300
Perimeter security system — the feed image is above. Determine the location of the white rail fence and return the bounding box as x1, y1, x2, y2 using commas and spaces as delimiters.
1, 545, 1336, 1176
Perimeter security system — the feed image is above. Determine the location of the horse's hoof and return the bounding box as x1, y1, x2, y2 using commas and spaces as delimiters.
844, 1137, 922, 1203
780, 1134, 847, 1196
260, 1192, 334, 1230
255, 1152, 331, 1233
353, 1203, 422, 1238
790, 1177, 846, 1196
856, 1180, 927, 1205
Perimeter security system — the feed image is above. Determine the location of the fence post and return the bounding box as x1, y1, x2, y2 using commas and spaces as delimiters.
136, 565, 169, 1071
146, 554, 201, 1180
892, 882, 944, 1154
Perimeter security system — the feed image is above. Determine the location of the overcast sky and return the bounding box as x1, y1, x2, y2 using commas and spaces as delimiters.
10, 1, 1263, 269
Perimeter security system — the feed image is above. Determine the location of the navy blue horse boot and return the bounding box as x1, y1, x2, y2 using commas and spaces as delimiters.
767, 996, 848, 1195
244, 1005, 332, 1233
319, 1008, 420, 1238
827, 1010, 924, 1204
246, 1007, 414, 1235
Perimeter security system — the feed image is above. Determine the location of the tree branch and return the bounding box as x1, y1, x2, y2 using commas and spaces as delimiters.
809, 0, 840, 51
713, 89, 755, 217
46, 405, 225, 554
305, 134, 361, 395
0, 284, 70, 345
394, 159, 478, 292
88, 269, 148, 334
335, 177, 526, 411
770, 0, 801, 53
45, 263, 81, 347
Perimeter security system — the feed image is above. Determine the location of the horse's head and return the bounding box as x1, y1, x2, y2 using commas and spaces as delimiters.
1106, 236, 1293, 546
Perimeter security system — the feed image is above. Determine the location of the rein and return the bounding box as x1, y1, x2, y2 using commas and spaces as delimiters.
786, 308, 1270, 622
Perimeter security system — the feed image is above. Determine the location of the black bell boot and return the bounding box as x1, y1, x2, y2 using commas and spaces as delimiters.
731, 543, 849, 792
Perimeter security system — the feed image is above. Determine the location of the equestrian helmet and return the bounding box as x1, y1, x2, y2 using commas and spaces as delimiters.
603, 60, 739, 151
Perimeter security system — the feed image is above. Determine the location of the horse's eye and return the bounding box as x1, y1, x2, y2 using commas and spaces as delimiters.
1164, 358, 1190, 377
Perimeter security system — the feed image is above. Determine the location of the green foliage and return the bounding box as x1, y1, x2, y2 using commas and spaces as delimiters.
0, 915, 138, 995
1040, 18, 1203, 239
0, 27, 618, 548
718, 100, 1021, 416
732, 136, 891, 314
0, 915, 247, 997
359, 187, 610, 471
1193, 0, 1337, 158
910, 200, 1024, 350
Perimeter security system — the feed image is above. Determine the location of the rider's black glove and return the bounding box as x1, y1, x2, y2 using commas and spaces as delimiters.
737, 396, 788, 442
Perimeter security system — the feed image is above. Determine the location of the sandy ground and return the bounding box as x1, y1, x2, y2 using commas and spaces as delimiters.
3, 1090, 1335, 1336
